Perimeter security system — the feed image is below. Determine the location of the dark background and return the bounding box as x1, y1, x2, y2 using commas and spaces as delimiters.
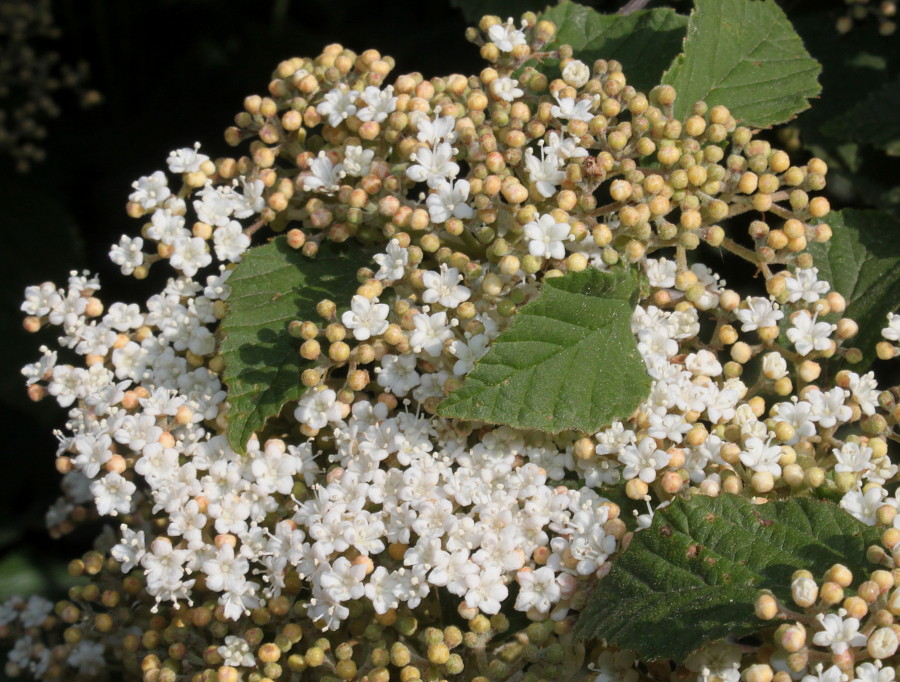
0, 0, 895, 601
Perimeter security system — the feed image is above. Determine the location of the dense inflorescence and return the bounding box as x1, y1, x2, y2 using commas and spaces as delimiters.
6, 11, 900, 682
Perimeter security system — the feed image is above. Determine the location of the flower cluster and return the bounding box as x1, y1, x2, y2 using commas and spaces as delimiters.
5, 9, 900, 682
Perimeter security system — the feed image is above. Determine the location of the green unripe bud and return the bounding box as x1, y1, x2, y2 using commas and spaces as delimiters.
446, 653, 465, 675
397, 616, 418, 636
497, 299, 517, 316
469, 615, 491, 634
391, 642, 411, 667
521, 254, 542, 274
305, 647, 325, 667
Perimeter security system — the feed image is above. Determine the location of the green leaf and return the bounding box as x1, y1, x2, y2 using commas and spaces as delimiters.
437, 267, 650, 434
220, 238, 371, 453
804, 209, 900, 370
575, 494, 882, 661
661, 0, 821, 128
537, 2, 688, 93
822, 76, 900, 157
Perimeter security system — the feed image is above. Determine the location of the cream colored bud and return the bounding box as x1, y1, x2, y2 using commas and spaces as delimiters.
743, 664, 774, 682
762, 352, 788, 380
825, 564, 853, 588
780, 623, 807, 652
562, 60, 590, 88
820, 581, 844, 605
868, 627, 899, 659
782, 463, 804, 487
755, 593, 779, 620
751, 472, 775, 493
791, 576, 818, 607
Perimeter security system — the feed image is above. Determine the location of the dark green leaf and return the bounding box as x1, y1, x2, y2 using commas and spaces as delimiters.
822, 76, 900, 157
537, 2, 688, 93
790, 14, 899, 217
576, 494, 882, 660
437, 267, 650, 434
220, 238, 371, 453
805, 209, 900, 370
662, 0, 821, 128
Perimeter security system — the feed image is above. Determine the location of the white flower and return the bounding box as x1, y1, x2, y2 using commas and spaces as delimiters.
19, 596, 52, 628
735, 297, 783, 331
426, 180, 473, 223
111, 525, 146, 572
739, 437, 782, 476
841, 485, 886, 524
544, 131, 589, 161
882, 312, 900, 341
129, 171, 170, 209
294, 388, 343, 430
319, 556, 367, 602
90, 472, 136, 516
316, 85, 358, 127
68, 641, 106, 676
109, 235, 144, 275
415, 114, 457, 145
377, 354, 420, 396
854, 661, 896, 682
406, 142, 459, 188
170, 236, 212, 277
464, 564, 508, 614
341, 295, 390, 340
167, 142, 209, 174
450, 334, 490, 375
562, 59, 591, 88
813, 613, 867, 654
619, 438, 671, 483
409, 311, 454, 355
487, 17, 526, 52
787, 310, 835, 355
302, 152, 344, 192
802, 664, 846, 682
356, 85, 397, 123
550, 94, 596, 122
218, 636, 255, 667
848, 371, 879, 415
489, 77, 523, 102
213, 221, 251, 262
785, 267, 830, 303
833, 441, 874, 475
343, 145, 375, 177
644, 257, 677, 288
524, 147, 565, 198
515, 566, 561, 613
421, 264, 471, 309
524, 213, 571, 259
373, 239, 408, 280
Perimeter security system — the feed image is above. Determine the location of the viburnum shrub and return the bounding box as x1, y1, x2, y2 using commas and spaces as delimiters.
6, 0, 900, 680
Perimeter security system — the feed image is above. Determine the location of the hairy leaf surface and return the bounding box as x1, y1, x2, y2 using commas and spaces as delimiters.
576, 495, 882, 660
438, 267, 650, 433
662, 0, 821, 128
538, 2, 687, 92
805, 209, 900, 370
221, 238, 370, 452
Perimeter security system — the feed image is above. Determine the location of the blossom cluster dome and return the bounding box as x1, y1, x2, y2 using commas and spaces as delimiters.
6, 8, 900, 682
